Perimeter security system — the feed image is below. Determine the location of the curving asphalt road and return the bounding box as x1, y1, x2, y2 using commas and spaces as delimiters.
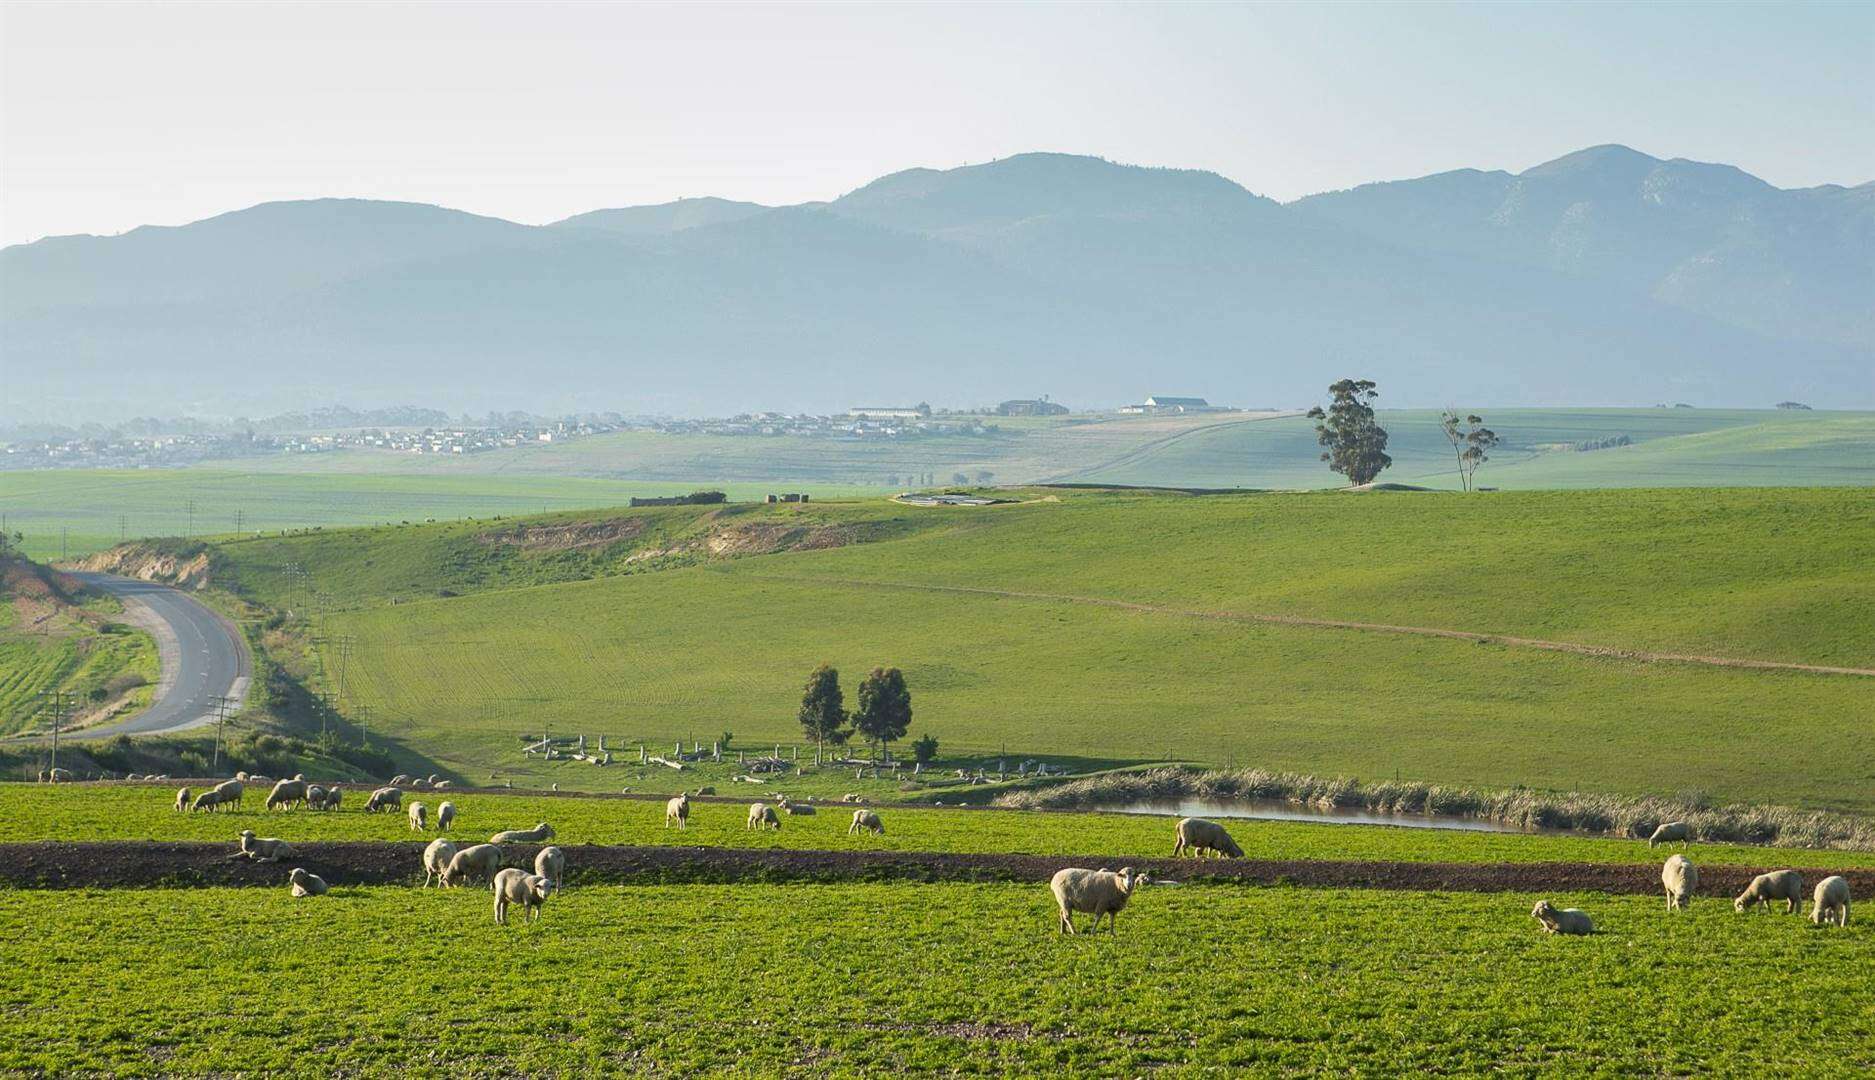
56, 573, 251, 739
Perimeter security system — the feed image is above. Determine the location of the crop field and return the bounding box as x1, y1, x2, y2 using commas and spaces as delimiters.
0, 558, 158, 734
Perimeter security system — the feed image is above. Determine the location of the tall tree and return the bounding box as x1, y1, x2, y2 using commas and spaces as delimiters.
852, 667, 913, 762
1306, 379, 1392, 486
797, 663, 848, 761
1439, 410, 1501, 491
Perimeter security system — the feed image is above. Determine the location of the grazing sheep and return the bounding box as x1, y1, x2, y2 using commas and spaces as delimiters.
489, 823, 554, 844
1661, 854, 1698, 911
436, 801, 456, 831
492, 868, 554, 924
442, 843, 505, 887
1648, 821, 1690, 849
421, 839, 459, 888
363, 786, 402, 813
288, 867, 329, 898
435, 780, 454, 789
412, 779, 433, 791
267, 778, 309, 811
189, 789, 223, 812
318, 785, 342, 811
534, 846, 565, 887
1735, 870, 1805, 914
304, 784, 327, 810
408, 801, 429, 831
237, 830, 292, 863
1531, 900, 1593, 935
211, 778, 244, 809
666, 794, 689, 829
1812, 876, 1851, 927
1050, 866, 1150, 935
1172, 817, 1243, 859
849, 809, 885, 835
174, 787, 192, 812
747, 803, 780, 831
389, 774, 412, 786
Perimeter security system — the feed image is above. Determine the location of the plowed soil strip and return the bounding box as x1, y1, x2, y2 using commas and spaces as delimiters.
5, 842, 1871, 896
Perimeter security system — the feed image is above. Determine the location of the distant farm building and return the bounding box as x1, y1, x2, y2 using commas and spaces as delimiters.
765, 493, 810, 503
1119, 395, 1220, 414
847, 405, 931, 420
995, 398, 1069, 417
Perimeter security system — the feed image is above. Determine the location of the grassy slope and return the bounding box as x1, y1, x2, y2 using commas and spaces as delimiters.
0, 558, 159, 734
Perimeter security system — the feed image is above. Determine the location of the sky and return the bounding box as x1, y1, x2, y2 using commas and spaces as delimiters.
2, 0, 1871, 247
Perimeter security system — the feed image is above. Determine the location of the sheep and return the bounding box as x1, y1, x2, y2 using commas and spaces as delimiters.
362, 786, 402, 813
693, 786, 715, 796
747, 803, 780, 831
434, 780, 453, 790
211, 778, 244, 809
288, 867, 329, 898
421, 838, 459, 888
534, 845, 565, 887
1661, 854, 1697, 911
488, 823, 554, 845
237, 830, 292, 863
412, 779, 433, 791
1173, 817, 1243, 859
304, 784, 327, 810
189, 789, 224, 812
842, 793, 864, 803
426, 774, 441, 786
318, 785, 342, 811
1050, 866, 1149, 935
174, 786, 192, 812
1531, 900, 1593, 935
389, 774, 412, 786
436, 801, 456, 831
492, 868, 554, 924
292, 773, 305, 781
267, 778, 309, 811
782, 801, 816, 816
1735, 870, 1805, 914
849, 809, 885, 835
442, 843, 504, 887
1812, 876, 1851, 927
666, 794, 689, 829
1648, 821, 1690, 849
408, 801, 429, 831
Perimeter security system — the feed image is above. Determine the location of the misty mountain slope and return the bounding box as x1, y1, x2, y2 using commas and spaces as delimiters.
551, 196, 772, 235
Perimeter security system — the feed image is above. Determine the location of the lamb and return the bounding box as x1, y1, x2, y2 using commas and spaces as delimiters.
318, 785, 342, 811
421, 839, 459, 888
1811, 876, 1851, 927
1735, 870, 1805, 914
174, 787, 192, 812
408, 801, 429, 831
288, 867, 329, 898
492, 868, 554, 924
436, 801, 456, 831
304, 784, 327, 810
849, 809, 885, 835
362, 786, 402, 813
1648, 821, 1690, 849
237, 830, 292, 863
534, 845, 565, 887
1172, 817, 1243, 859
666, 794, 690, 829
267, 778, 309, 810
489, 823, 554, 844
747, 803, 781, 830
1531, 900, 1593, 935
1661, 854, 1698, 911
1050, 866, 1149, 934
442, 843, 505, 887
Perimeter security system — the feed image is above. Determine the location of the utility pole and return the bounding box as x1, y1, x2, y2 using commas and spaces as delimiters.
119, 514, 128, 543
234, 509, 244, 534
36, 690, 79, 775
60, 527, 68, 562
355, 703, 374, 748
186, 500, 196, 539
208, 694, 236, 771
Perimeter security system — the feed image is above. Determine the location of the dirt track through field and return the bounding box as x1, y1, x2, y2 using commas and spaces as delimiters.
767, 575, 1875, 678
6, 841, 1871, 898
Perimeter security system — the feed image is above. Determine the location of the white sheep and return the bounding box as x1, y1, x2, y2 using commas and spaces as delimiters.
189, 788, 224, 813
747, 803, 780, 831
842, 793, 864, 803
1661, 854, 1697, 911
422, 838, 459, 888
363, 786, 402, 813
1050, 866, 1149, 935
489, 823, 554, 844
1812, 876, 1851, 927
1735, 870, 1805, 914
1648, 821, 1690, 849
849, 809, 885, 835
666, 794, 690, 829
1531, 900, 1593, 935
534, 845, 565, 888
304, 784, 327, 810
782, 801, 816, 816
435, 780, 454, 790
319, 785, 342, 811
238, 830, 292, 863
408, 801, 429, 831
174, 787, 192, 812
288, 867, 329, 897
1173, 817, 1243, 859
443, 843, 505, 888
389, 774, 412, 786
436, 801, 456, 831
492, 868, 554, 924
211, 778, 244, 809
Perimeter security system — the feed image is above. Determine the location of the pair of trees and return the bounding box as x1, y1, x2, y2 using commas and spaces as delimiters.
1306, 379, 1498, 491
798, 663, 914, 762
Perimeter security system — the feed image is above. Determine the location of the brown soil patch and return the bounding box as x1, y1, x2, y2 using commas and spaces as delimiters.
706, 524, 863, 557
79, 547, 213, 590
476, 517, 649, 552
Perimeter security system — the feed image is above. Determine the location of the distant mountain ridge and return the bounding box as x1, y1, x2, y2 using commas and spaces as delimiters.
3, 146, 1869, 422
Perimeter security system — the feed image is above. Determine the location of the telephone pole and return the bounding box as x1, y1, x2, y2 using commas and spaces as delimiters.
186, 500, 196, 539
208, 694, 237, 771
35, 690, 79, 775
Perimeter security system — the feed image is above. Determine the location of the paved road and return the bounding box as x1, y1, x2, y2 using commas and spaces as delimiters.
56, 573, 251, 739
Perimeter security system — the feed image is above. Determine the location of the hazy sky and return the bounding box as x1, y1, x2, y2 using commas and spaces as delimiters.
3, 1, 1870, 246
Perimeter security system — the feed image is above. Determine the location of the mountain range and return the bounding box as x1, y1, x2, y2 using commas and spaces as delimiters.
3, 145, 1870, 422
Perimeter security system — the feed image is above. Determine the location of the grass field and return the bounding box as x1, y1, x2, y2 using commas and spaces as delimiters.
0, 557, 158, 734
3, 880, 1868, 1075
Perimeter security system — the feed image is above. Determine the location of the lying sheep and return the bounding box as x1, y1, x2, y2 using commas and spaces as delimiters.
492, 868, 554, 924
747, 803, 780, 831
288, 867, 329, 898
389, 774, 412, 786
1661, 854, 1697, 911
412, 779, 433, 791
238, 830, 292, 863
841, 793, 865, 803
174, 786, 192, 812
1531, 900, 1593, 935
363, 786, 402, 813
849, 809, 884, 835
267, 778, 309, 811
1812, 876, 1851, 927
1050, 866, 1149, 935
534, 845, 565, 887
420, 838, 459, 888
782, 801, 816, 816
436, 801, 456, 831
435, 780, 454, 790
666, 794, 689, 830
1173, 817, 1243, 859
408, 801, 429, 831
443, 843, 504, 888
1735, 870, 1805, 914
489, 823, 554, 844
1648, 821, 1690, 849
